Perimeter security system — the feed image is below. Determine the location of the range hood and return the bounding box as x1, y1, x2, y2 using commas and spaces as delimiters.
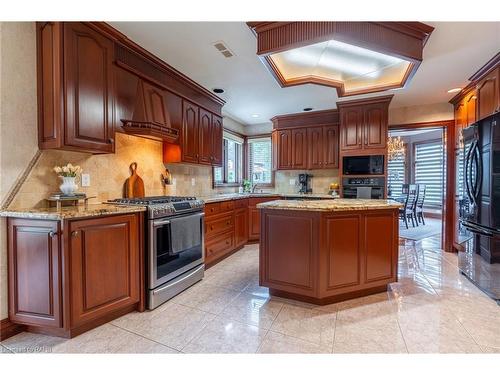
121, 80, 179, 142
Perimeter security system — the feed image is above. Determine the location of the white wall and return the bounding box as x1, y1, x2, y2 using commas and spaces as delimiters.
0, 22, 38, 320
388, 102, 453, 125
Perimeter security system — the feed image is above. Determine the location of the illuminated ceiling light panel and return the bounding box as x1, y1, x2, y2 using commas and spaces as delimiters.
247, 22, 434, 97
269, 40, 411, 95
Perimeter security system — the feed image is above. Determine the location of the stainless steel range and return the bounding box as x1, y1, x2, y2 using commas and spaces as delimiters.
109, 196, 205, 309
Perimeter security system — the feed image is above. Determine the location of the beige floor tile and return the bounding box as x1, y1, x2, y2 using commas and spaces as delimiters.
220, 292, 284, 329
480, 345, 500, 353
397, 304, 482, 353
111, 302, 215, 351
204, 269, 254, 291
336, 293, 398, 324
1, 344, 14, 354
171, 282, 240, 314
182, 317, 267, 353
258, 331, 331, 353
242, 276, 270, 298
333, 316, 407, 353
2, 324, 177, 353
270, 305, 336, 347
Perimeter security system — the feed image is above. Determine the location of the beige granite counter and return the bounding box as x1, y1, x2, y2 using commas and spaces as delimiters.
199, 193, 336, 204
0, 204, 147, 220
256, 198, 402, 212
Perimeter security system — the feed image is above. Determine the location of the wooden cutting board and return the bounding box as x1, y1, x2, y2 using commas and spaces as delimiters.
124, 162, 145, 198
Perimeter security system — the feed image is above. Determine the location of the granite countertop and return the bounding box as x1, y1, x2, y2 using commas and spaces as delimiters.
199, 192, 336, 203
0, 204, 147, 220
256, 198, 402, 212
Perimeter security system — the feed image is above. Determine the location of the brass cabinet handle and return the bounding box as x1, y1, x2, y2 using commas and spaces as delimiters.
48, 231, 57, 238
210, 225, 214, 230
107, 138, 114, 144
71, 231, 79, 237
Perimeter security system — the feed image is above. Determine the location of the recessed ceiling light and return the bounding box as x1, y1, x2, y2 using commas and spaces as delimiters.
303, 107, 313, 112
251, 114, 260, 118
447, 88, 462, 93
213, 88, 224, 94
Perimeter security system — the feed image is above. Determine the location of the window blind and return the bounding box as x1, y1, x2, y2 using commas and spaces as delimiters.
414, 141, 444, 207
248, 137, 272, 184
387, 157, 406, 198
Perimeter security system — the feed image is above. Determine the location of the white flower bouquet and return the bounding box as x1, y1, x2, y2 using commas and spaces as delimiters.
53, 163, 82, 177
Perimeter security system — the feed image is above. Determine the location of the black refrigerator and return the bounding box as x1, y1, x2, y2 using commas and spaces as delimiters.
460, 112, 500, 264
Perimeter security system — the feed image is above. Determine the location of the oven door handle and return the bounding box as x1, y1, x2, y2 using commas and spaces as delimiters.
153, 218, 171, 227
152, 264, 204, 295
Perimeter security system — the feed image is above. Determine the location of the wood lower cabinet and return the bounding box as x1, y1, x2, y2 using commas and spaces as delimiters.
260, 208, 398, 304
38, 22, 115, 154
204, 197, 277, 266
8, 219, 62, 329
68, 215, 141, 328
6, 213, 144, 338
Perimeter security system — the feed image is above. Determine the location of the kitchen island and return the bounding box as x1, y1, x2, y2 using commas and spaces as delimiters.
257, 199, 402, 305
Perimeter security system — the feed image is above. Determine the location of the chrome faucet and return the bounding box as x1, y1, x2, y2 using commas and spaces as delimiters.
251, 184, 259, 193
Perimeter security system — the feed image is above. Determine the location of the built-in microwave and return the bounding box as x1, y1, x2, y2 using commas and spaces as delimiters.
342, 155, 384, 175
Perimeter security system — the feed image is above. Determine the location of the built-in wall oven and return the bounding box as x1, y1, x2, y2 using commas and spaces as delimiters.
343, 155, 384, 175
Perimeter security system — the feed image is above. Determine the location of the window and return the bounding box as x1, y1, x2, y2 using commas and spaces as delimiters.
248, 137, 273, 185
213, 133, 243, 186
387, 153, 406, 198
414, 141, 444, 207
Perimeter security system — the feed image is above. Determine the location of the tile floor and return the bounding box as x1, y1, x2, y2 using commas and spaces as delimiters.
2, 236, 499, 354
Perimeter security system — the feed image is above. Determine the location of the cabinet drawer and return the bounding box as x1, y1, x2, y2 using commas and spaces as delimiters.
234, 198, 249, 209
220, 200, 234, 212
205, 202, 221, 216
205, 213, 234, 238
206, 231, 234, 260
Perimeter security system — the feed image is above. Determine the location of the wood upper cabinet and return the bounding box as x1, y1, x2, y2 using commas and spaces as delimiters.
198, 108, 213, 165
291, 128, 308, 169
477, 67, 500, 121
340, 108, 363, 151
323, 125, 339, 168
466, 91, 477, 126
8, 219, 62, 328
181, 100, 200, 163
211, 115, 223, 167
339, 99, 390, 153
277, 130, 292, 169
307, 127, 324, 169
64, 22, 115, 152
68, 214, 140, 328
363, 105, 387, 150
37, 22, 115, 154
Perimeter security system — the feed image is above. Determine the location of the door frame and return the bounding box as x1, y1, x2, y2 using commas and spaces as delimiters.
389, 120, 456, 253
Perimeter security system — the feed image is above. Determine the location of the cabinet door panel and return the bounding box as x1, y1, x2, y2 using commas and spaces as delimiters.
249, 207, 261, 240
364, 105, 387, 149
64, 22, 114, 153
325, 215, 361, 289
277, 130, 292, 169
211, 115, 223, 166
477, 69, 499, 121
198, 108, 212, 165
323, 125, 339, 168
340, 108, 363, 151
307, 127, 323, 169
69, 215, 139, 328
8, 219, 62, 328
181, 100, 199, 163
466, 92, 477, 126
364, 213, 396, 282
234, 208, 248, 248
291, 128, 308, 169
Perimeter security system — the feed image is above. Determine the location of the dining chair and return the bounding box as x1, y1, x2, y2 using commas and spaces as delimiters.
415, 184, 426, 225
399, 184, 418, 229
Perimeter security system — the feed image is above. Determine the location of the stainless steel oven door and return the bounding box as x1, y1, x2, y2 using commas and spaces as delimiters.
149, 211, 204, 289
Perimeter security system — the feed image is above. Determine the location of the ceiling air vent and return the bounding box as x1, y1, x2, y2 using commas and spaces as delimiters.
213, 41, 234, 58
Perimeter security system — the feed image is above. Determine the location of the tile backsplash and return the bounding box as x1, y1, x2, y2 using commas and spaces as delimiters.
272, 169, 340, 194
9, 132, 237, 209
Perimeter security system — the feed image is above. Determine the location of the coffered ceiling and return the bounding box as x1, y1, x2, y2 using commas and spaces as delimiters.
110, 22, 500, 126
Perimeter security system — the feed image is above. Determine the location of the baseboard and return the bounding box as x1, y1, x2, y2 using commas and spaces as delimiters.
0, 318, 25, 341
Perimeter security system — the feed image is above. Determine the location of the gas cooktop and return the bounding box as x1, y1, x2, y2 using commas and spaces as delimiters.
109, 196, 198, 206
108, 196, 204, 218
